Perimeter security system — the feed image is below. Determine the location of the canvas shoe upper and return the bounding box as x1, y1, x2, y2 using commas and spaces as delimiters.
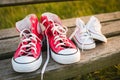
70, 18, 96, 50
12, 14, 43, 72
40, 12, 80, 64
86, 16, 107, 42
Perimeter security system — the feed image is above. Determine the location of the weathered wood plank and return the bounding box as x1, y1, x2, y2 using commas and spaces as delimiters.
0, 0, 73, 7
0, 20, 120, 59
62, 11, 120, 27
0, 37, 19, 60
0, 11, 120, 40
0, 28, 18, 40
0, 36, 120, 80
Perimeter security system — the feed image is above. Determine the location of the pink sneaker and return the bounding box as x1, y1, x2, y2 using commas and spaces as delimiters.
40, 12, 80, 64
12, 14, 43, 72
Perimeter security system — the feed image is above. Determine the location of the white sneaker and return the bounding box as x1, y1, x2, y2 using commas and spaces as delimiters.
70, 18, 96, 50
86, 16, 107, 43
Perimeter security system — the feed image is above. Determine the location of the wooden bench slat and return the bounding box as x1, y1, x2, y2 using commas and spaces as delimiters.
0, 20, 120, 59
62, 11, 120, 27
0, 11, 120, 40
0, 28, 18, 40
0, 36, 120, 80
0, 37, 19, 59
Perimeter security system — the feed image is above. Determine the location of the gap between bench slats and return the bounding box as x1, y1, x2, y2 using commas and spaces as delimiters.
0, 36, 120, 80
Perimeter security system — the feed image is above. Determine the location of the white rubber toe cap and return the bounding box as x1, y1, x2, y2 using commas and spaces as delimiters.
14, 56, 36, 64
58, 48, 78, 55
12, 55, 42, 72
51, 48, 80, 64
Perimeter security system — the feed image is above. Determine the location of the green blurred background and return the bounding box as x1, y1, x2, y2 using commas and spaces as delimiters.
0, 0, 120, 29
0, 0, 120, 80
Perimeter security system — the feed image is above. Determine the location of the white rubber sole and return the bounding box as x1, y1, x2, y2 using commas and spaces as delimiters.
73, 36, 96, 50
12, 55, 42, 72
51, 48, 80, 64
90, 32, 107, 43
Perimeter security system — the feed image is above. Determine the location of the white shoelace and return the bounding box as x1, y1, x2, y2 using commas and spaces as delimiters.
19, 29, 41, 56
69, 26, 92, 51
80, 28, 91, 51
41, 19, 71, 80
51, 21, 72, 48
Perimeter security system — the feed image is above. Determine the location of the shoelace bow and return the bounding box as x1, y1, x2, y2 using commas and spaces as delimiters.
69, 26, 93, 51
80, 27, 92, 51
41, 19, 72, 80
19, 29, 41, 57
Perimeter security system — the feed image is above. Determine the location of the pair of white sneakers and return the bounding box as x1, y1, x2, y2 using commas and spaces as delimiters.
70, 16, 107, 50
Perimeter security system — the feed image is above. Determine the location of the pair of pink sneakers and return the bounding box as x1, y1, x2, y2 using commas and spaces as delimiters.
11, 12, 80, 74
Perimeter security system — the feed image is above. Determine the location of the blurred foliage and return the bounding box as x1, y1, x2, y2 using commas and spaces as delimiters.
0, 0, 120, 29
66, 64, 120, 80
80, 65, 120, 80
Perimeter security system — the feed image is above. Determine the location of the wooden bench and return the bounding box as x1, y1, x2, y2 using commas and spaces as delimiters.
0, 0, 120, 80
0, 11, 120, 80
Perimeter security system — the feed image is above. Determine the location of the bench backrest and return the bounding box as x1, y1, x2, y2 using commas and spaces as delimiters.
0, 0, 74, 7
